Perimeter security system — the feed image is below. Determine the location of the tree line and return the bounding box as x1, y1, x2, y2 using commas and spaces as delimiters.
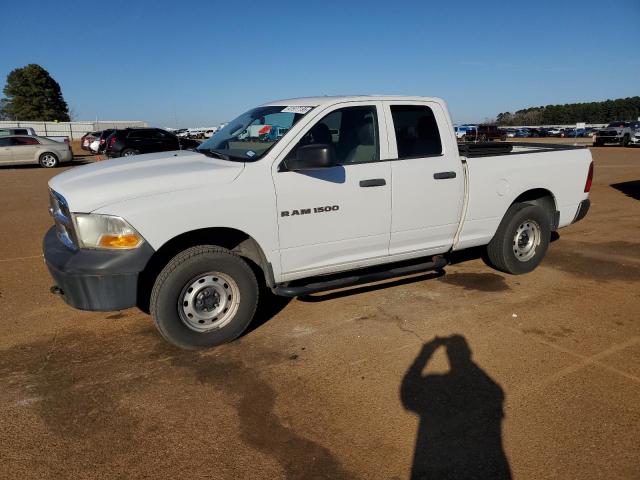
496, 97, 640, 126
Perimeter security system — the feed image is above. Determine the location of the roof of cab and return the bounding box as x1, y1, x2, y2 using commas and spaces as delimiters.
261, 95, 443, 107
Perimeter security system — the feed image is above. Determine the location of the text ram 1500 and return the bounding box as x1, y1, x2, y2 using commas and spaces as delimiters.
44, 96, 593, 349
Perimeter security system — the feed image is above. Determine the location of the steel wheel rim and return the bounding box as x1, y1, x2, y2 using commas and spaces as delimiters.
41, 154, 56, 167
513, 220, 541, 262
178, 272, 240, 333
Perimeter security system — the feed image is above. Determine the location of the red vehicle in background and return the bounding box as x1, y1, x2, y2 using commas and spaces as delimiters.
462, 124, 506, 142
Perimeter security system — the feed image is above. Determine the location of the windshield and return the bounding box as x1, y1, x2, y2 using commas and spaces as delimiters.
607, 122, 628, 128
197, 105, 313, 161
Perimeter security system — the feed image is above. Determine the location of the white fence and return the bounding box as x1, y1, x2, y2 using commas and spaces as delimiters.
0, 120, 148, 140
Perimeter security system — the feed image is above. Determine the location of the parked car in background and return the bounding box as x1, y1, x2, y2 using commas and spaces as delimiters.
593, 122, 633, 146
514, 129, 530, 138
0, 135, 73, 167
629, 121, 640, 145
81, 131, 100, 152
547, 128, 562, 137
463, 124, 506, 142
0, 127, 36, 136
1, 127, 69, 144
187, 128, 206, 139
454, 126, 474, 139
105, 128, 200, 158
204, 127, 219, 138
90, 129, 116, 154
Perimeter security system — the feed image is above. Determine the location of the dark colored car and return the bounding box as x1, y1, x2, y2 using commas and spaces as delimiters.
464, 124, 506, 142
105, 128, 200, 158
94, 129, 115, 154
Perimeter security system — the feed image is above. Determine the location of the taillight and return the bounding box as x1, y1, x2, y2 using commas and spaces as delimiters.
584, 162, 593, 193
100, 139, 105, 144
109, 136, 117, 146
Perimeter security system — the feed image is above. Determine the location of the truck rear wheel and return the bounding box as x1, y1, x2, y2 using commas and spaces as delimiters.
485, 203, 551, 275
150, 246, 259, 349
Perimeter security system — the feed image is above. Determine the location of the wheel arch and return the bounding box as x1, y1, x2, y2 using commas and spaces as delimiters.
510, 188, 558, 230
137, 227, 273, 313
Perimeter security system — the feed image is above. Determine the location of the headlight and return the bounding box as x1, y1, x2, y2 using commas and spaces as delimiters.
73, 214, 143, 249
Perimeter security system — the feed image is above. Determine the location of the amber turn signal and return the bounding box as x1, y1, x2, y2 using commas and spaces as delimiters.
98, 234, 142, 249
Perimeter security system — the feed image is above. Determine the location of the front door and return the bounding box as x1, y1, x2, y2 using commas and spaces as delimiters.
273, 102, 392, 279
383, 101, 464, 256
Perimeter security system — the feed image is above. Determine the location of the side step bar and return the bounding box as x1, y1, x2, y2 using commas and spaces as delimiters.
272, 256, 448, 297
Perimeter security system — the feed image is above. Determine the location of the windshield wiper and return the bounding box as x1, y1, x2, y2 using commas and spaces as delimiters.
198, 148, 248, 162
198, 149, 231, 160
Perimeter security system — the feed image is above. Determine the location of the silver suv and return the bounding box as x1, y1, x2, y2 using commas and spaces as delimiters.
593, 121, 633, 147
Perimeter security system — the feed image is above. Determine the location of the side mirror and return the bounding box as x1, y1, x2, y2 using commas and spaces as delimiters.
286, 144, 336, 171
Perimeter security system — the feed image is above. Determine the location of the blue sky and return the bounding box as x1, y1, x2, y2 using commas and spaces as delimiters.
1, 0, 638, 126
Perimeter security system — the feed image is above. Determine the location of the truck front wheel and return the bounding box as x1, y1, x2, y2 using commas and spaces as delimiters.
150, 246, 259, 349
485, 203, 551, 275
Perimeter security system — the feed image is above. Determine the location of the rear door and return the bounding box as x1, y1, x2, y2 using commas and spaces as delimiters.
383, 101, 464, 256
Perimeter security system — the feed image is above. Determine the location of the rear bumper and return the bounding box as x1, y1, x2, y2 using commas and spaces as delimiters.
43, 226, 154, 311
572, 199, 590, 224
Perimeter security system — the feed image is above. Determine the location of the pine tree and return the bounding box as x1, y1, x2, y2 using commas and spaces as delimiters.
0, 64, 70, 121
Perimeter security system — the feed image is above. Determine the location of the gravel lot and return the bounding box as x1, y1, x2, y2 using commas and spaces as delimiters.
0, 146, 639, 479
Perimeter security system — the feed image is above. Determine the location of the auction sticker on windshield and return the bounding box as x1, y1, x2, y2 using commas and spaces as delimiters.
282, 106, 314, 114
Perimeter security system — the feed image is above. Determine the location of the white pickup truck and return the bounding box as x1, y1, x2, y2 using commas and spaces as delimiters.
44, 96, 593, 349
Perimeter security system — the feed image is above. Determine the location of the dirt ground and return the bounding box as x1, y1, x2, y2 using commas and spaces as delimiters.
0, 146, 639, 480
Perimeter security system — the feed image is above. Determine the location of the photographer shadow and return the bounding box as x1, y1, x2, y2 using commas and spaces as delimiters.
400, 335, 512, 480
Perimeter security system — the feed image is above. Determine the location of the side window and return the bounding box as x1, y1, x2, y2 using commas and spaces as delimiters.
153, 130, 169, 139
287, 105, 379, 164
13, 136, 39, 145
390, 105, 442, 158
128, 130, 149, 139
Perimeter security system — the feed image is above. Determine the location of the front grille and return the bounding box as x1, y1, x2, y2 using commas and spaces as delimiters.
598, 130, 618, 137
49, 190, 78, 250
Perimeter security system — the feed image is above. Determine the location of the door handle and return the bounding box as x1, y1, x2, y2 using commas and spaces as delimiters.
433, 171, 456, 180
359, 179, 386, 187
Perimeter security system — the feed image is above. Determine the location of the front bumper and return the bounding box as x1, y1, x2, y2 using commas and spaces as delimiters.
595, 136, 622, 143
43, 226, 154, 311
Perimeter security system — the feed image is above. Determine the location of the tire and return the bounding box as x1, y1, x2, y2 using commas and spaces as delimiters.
122, 148, 139, 157
485, 203, 551, 275
150, 246, 259, 349
39, 152, 59, 168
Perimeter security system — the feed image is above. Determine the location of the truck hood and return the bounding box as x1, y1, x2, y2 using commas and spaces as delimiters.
49, 150, 244, 212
